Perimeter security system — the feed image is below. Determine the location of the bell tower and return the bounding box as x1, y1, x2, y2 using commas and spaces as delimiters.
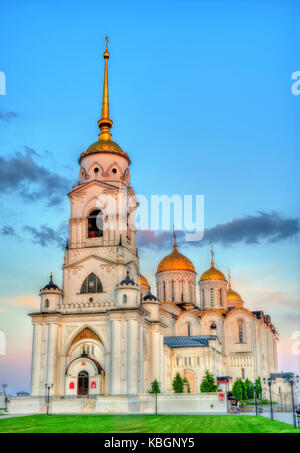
62, 38, 140, 312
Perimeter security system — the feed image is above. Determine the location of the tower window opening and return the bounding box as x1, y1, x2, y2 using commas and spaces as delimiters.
88, 210, 103, 238
80, 273, 103, 293
123, 294, 127, 304
241, 368, 245, 379
180, 280, 184, 302
45, 298, 49, 308
171, 281, 175, 302
202, 289, 205, 307
210, 288, 214, 307
220, 289, 222, 306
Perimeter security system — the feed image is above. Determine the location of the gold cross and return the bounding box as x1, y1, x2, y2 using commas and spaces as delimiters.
105, 36, 109, 50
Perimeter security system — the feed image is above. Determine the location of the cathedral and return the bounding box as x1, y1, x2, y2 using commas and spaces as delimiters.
29, 41, 278, 402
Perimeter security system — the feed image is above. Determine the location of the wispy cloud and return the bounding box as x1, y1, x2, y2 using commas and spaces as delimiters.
23, 222, 68, 249
137, 212, 300, 250
0, 110, 20, 122
0, 225, 18, 236
0, 147, 72, 206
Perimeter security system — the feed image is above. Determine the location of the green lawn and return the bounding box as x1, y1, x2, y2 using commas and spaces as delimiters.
0, 414, 299, 433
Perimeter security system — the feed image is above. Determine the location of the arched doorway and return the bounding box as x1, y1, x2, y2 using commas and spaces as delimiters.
183, 370, 196, 392
77, 371, 89, 396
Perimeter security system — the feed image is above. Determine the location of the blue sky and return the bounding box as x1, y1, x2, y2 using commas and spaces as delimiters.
0, 0, 299, 393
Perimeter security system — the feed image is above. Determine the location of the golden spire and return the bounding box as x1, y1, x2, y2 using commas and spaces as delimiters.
98, 36, 113, 141
210, 244, 214, 266
228, 269, 232, 289
173, 226, 177, 249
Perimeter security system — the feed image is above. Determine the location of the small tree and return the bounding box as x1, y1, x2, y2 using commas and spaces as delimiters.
149, 379, 160, 394
245, 378, 254, 400
172, 372, 184, 393
255, 377, 262, 400
232, 378, 244, 401
200, 370, 218, 393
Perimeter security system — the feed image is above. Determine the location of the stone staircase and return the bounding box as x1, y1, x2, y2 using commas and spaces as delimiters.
81, 398, 96, 413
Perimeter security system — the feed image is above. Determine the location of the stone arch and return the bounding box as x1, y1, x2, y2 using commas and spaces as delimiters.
106, 161, 123, 177
64, 325, 106, 356
182, 369, 196, 392
86, 160, 105, 177
175, 311, 200, 336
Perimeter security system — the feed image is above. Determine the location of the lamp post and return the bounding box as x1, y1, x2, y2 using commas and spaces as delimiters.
284, 374, 299, 429
263, 377, 275, 421
2, 384, 8, 411
45, 384, 53, 415
253, 382, 258, 416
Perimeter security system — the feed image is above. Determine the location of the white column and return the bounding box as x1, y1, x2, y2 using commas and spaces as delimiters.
127, 319, 139, 394
110, 319, 121, 394
30, 323, 42, 396
150, 327, 160, 385
139, 322, 144, 393
46, 323, 58, 394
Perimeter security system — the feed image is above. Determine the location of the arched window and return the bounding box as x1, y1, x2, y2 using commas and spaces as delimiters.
45, 298, 49, 308
238, 319, 245, 344
180, 280, 184, 302
171, 281, 175, 302
162, 281, 166, 301
241, 368, 245, 379
123, 294, 127, 304
210, 288, 214, 307
187, 323, 191, 337
80, 273, 103, 293
202, 289, 205, 307
220, 289, 223, 306
88, 210, 103, 238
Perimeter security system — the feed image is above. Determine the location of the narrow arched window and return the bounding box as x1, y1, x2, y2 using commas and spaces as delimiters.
220, 289, 222, 306
45, 298, 49, 308
88, 210, 103, 238
162, 281, 166, 301
210, 288, 214, 307
238, 319, 244, 343
123, 294, 127, 304
187, 323, 191, 337
171, 281, 175, 302
80, 273, 103, 293
202, 289, 205, 307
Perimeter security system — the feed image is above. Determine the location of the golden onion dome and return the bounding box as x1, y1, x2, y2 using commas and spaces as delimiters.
227, 287, 243, 302
199, 246, 226, 282
157, 241, 195, 273
140, 274, 149, 286
79, 139, 130, 164
199, 265, 227, 282
226, 270, 243, 302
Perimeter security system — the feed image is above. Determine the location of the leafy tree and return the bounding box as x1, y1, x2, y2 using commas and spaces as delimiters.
232, 378, 244, 401
183, 377, 191, 393
255, 377, 262, 400
149, 379, 160, 394
200, 370, 218, 393
245, 378, 254, 400
172, 372, 184, 393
